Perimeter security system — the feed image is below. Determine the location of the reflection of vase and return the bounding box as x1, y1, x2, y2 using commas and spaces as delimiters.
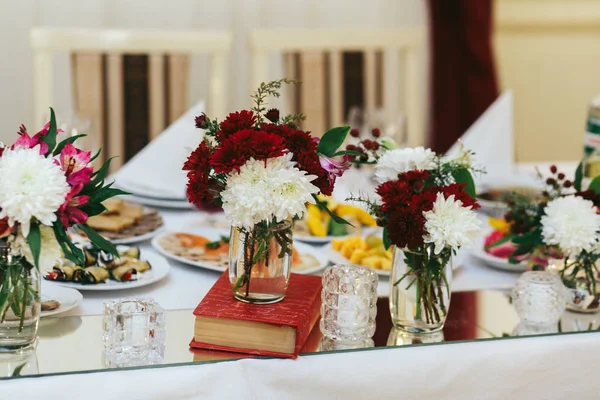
318, 337, 374, 352
511, 321, 558, 337
229, 220, 293, 304
387, 327, 444, 346
560, 258, 600, 313
0, 247, 41, 351
389, 247, 452, 333
0, 348, 39, 377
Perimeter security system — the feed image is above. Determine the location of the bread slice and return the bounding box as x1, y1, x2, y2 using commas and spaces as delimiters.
119, 203, 144, 222
87, 214, 136, 232
103, 199, 125, 215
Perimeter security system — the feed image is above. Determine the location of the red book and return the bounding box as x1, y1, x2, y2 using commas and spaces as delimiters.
190, 272, 322, 359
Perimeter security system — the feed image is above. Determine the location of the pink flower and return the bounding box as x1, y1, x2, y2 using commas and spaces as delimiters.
12, 134, 48, 155
58, 185, 90, 228
60, 143, 93, 185
318, 154, 351, 185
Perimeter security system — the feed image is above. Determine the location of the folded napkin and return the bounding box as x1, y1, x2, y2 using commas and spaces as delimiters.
113, 101, 205, 199
444, 91, 538, 188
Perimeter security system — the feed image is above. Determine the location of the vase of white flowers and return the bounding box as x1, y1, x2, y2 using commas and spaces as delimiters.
0, 245, 40, 350
183, 79, 353, 303
349, 144, 482, 333
229, 220, 293, 303
0, 109, 124, 350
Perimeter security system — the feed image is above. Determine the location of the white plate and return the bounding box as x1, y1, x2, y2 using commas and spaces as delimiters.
45, 252, 171, 291
115, 181, 187, 202
119, 194, 193, 210
40, 283, 83, 317
152, 228, 330, 275
324, 242, 391, 277
110, 225, 166, 245
294, 227, 381, 245
470, 235, 527, 272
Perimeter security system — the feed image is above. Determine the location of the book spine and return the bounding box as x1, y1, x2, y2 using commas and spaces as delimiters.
293, 289, 322, 356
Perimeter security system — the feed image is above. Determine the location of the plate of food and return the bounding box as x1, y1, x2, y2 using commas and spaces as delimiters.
152, 228, 330, 275
40, 283, 83, 318
327, 235, 393, 276
43, 244, 170, 290
470, 228, 527, 272
84, 199, 164, 244
294, 197, 378, 244
477, 185, 540, 218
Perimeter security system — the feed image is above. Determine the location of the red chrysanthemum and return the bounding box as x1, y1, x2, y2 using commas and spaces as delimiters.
386, 208, 427, 249
217, 110, 257, 140
186, 172, 223, 212
210, 130, 287, 174
265, 108, 280, 123
296, 151, 333, 195
440, 183, 480, 209
376, 180, 411, 212
195, 114, 208, 129
261, 124, 317, 156
182, 141, 212, 173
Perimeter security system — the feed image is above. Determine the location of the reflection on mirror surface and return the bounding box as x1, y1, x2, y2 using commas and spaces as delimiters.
1, 290, 599, 380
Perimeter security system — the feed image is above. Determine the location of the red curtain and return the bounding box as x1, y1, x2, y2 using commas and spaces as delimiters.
427, 0, 499, 153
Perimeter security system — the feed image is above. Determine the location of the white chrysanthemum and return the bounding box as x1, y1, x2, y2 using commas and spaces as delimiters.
374, 147, 437, 183
0, 146, 69, 237
221, 153, 319, 230
541, 196, 600, 255
423, 193, 481, 255
9, 225, 62, 272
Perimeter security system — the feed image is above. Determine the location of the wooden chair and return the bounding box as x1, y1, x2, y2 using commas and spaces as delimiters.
31, 28, 232, 169
249, 29, 425, 146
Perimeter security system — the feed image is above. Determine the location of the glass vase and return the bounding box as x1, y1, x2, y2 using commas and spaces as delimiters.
0, 247, 41, 351
560, 257, 600, 313
228, 220, 293, 304
389, 246, 453, 333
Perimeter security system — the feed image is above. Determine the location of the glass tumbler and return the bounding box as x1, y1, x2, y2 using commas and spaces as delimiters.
102, 299, 165, 367
320, 265, 378, 341
512, 271, 568, 326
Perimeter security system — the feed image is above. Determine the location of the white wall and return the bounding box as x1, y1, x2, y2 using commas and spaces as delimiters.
0, 0, 427, 144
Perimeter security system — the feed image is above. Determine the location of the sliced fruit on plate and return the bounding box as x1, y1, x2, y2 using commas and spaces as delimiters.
331, 235, 392, 271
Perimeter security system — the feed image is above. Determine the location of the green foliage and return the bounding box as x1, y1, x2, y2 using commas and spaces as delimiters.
53, 220, 85, 266
53, 134, 87, 156
451, 168, 476, 198
589, 176, 600, 195
251, 78, 298, 124
312, 194, 352, 226
327, 219, 348, 236
382, 227, 392, 250
26, 223, 41, 270
485, 233, 517, 250
40, 108, 58, 155
317, 126, 351, 157
574, 161, 583, 191
77, 224, 119, 257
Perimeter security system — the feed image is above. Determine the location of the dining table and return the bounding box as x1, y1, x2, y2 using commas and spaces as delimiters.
1, 164, 599, 400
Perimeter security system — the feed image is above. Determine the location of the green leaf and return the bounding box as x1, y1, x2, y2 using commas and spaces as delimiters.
327, 219, 348, 236
589, 176, 600, 195
317, 126, 350, 157
90, 148, 102, 163
311, 194, 352, 226
512, 228, 542, 246
11, 363, 27, 377
485, 233, 517, 250
574, 161, 583, 191
382, 227, 392, 250
332, 149, 362, 157
26, 223, 41, 270
53, 134, 87, 156
451, 168, 476, 199
77, 224, 118, 257
40, 108, 58, 155
53, 220, 85, 266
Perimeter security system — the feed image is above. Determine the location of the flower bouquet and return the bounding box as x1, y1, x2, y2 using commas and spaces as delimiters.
183, 79, 352, 304
350, 143, 482, 332
0, 109, 123, 349
489, 165, 600, 312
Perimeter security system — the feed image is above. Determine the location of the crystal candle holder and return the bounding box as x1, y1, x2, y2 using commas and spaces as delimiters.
102, 299, 165, 367
320, 265, 378, 341
512, 271, 568, 326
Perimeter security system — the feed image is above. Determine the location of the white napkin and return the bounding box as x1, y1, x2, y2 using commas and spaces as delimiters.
445, 91, 537, 188
113, 101, 205, 199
